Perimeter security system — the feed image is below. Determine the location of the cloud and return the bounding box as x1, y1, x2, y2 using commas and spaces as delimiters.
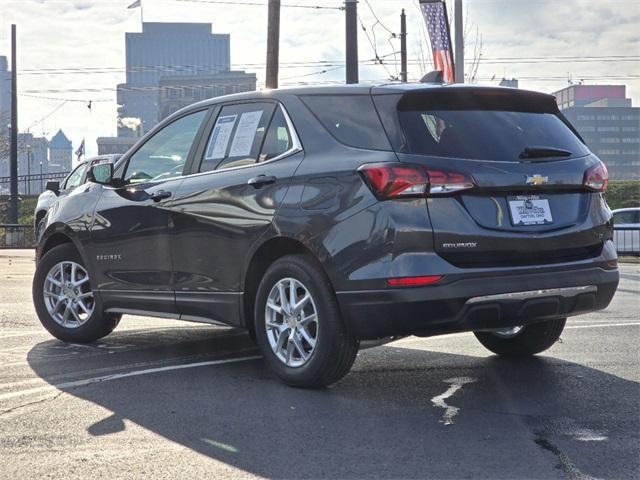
0, 0, 637, 159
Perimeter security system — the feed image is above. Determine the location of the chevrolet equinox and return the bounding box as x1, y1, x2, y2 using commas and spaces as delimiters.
33, 84, 619, 387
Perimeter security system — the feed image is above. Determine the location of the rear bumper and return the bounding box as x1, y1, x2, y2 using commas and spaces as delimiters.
336, 265, 619, 339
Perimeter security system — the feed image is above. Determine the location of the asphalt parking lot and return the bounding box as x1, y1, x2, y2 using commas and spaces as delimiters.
1, 250, 638, 479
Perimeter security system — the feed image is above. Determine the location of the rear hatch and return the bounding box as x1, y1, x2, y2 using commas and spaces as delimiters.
373, 86, 609, 268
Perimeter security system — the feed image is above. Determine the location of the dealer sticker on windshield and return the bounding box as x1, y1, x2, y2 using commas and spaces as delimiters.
508, 195, 553, 226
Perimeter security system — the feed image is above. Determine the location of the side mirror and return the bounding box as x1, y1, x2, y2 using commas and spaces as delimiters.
45, 180, 60, 194
88, 163, 114, 185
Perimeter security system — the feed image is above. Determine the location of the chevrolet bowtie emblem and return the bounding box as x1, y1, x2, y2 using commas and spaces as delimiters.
526, 174, 549, 186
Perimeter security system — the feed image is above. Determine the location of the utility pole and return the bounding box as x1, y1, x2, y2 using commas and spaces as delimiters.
400, 9, 407, 83
454, 0, 464, 83
345, 0, 358, 84
9, 25, 18, 224
265, 0, 280, 89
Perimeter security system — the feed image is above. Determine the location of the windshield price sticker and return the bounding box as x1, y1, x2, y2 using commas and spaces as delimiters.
508, 195, 553, 226
205, 114, 237, 160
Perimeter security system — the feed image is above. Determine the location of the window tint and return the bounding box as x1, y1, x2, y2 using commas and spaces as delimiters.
124, 109, 206, 184
64, 164, 87, 190
614, 210, 640, 224
397, 109, 589, 161
259, 106, 293, 162
299, 95, 391, 150
200, 102, 275, 172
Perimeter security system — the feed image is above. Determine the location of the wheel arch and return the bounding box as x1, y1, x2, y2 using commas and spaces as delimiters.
242, 236, 331, 331
38, 225, 87, 267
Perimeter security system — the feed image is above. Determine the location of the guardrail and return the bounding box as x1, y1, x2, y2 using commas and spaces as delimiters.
0, 224, 34, 249
614, 226, 640, 256
0, 171, 69, 196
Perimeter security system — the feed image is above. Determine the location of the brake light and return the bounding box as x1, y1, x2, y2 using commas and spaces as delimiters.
387, 275, 443, 286
358, 163, 474, 200
583, 161, 608, 192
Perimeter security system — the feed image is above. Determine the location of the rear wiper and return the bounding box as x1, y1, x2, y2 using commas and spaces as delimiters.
518, 146, 572, 159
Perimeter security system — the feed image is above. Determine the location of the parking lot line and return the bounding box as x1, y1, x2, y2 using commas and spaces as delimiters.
0, 355, 261, 402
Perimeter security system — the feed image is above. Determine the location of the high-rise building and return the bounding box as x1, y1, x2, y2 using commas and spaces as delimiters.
117, 22, 231, 137
0, 56, 10, 130
48, 129, 73, 172
158, 71, 257, 120
552, 84, 640, 179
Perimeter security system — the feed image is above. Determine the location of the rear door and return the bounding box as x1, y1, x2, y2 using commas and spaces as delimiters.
374, 87, 609, 268
88, 108, 210, 313
170, 101, 304, 325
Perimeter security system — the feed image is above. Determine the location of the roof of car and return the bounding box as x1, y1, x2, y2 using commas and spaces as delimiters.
180, 82, 553, 111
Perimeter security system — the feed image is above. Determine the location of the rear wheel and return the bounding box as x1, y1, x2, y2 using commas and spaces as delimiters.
33, 243, 121, 343
474, 318, 566, 356
254, 255, 359, 388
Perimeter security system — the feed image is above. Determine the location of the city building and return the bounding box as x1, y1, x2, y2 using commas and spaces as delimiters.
158, 71, 257, 119
117, 22, 231, 137
48, 129, 73, 172
499, 78, 519, 88
17, 133, 49, 194
96, 136, 137, 156
0, 56, 10, 133
553, 84, 640, 179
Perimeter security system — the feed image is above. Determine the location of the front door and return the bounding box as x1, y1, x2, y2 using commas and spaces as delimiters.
88, 108, 210, 314
170, 101, 304, 325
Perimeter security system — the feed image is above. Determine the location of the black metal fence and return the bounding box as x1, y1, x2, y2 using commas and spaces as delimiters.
614, 226, 640, 256
0, 171, 69, 196
0, 224, 35, 249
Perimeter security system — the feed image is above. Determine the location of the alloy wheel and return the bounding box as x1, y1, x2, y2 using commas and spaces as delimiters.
43, 261, 95, 328
264, 277, 319, 367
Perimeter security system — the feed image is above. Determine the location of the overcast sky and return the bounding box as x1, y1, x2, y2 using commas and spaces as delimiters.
1, 0, 638, 158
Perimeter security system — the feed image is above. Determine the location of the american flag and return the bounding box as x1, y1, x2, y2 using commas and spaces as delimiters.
420, 0, 455, 83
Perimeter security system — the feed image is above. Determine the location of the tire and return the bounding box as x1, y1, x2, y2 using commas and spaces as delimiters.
253, 254, 359, 388
33, 243, 121, 343
474, 318, 566, 356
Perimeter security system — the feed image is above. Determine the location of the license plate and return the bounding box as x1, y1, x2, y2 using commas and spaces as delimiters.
508, 195, 553, 226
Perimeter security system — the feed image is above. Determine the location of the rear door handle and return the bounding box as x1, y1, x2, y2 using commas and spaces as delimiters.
247, 175, 277, 188
149, 190, 172, 202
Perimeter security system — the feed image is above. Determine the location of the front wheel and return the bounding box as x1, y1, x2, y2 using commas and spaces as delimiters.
33, 243, 121, 343
474, 318, 566, 356
254, 255, 359, 388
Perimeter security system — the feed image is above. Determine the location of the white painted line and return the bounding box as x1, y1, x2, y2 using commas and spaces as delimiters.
430, 376, 476, 425
566, 322, 640, 330
0, 355, 261, 402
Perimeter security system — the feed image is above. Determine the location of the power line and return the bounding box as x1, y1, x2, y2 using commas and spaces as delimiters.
174, 0, 343, 9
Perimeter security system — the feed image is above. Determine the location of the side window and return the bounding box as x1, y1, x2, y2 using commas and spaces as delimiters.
299, 94, 391, 150
124, 109, 207, 184
64, 164, 87, 190
200, 102, 275, 172
259, 106, 293, 162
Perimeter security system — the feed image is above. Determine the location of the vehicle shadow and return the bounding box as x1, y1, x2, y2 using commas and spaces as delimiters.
27, 327, 639, 479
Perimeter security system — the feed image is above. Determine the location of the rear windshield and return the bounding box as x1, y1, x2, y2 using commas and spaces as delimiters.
390, 89, 589, 161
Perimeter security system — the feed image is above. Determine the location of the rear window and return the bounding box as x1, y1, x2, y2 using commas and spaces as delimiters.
384, 89, 589, 162
299, 94, 391, 151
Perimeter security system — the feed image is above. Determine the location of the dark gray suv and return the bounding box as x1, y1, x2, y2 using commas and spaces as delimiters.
32, 84, 619, 387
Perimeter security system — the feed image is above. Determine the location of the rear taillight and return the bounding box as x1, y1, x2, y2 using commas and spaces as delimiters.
583, 161, 608, 192
358, 163, 474, 200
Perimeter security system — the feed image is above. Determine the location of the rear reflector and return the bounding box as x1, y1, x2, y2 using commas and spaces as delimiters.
583, 161, 609, 192
387, 275, 443, 286
358, 163, 474, 200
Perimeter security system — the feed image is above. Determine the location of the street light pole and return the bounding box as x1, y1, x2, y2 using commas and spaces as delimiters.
345, 0, 359, 84
26, 145, 31, 196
